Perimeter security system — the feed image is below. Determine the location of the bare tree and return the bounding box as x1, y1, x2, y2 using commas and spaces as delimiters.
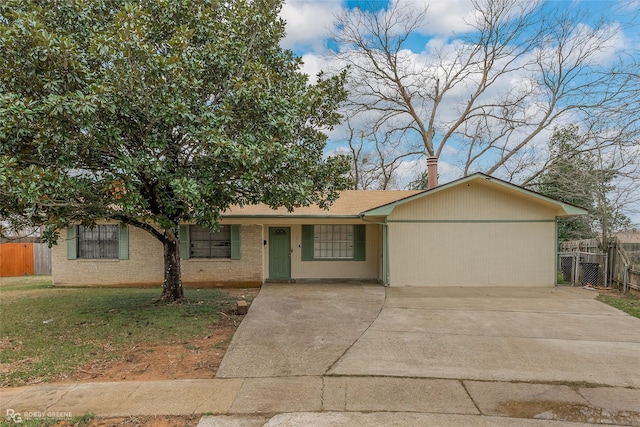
332, 0, 633, 180
344, 116, 424, 189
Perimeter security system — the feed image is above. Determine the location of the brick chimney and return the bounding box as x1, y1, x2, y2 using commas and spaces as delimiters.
427, 156, 438, 189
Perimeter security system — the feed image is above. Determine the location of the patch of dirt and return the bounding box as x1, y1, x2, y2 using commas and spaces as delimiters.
50, 289, 260, 426
496, 400, 640, 425
65, 323, 236, 383
59, 289, 260, 383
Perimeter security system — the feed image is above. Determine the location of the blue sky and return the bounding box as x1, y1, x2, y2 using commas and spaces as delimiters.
281, 1, 639, 57
278, 0, 640, 224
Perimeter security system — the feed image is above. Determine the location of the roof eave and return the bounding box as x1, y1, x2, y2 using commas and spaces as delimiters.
221, 214, 361, 219
558, 204, 589, 217
360, 172, 589, 218
361, 206, 394, 217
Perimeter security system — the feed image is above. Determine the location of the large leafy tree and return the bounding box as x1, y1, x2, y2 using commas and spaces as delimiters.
534, 126, 633, 246
0, 0, 350, 301
534, 126, 597, 242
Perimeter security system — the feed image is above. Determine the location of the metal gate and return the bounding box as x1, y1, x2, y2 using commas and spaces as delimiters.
558, 252, 607, 287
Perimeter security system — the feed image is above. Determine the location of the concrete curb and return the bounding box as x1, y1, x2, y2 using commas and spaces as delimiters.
2, 377, 639, 425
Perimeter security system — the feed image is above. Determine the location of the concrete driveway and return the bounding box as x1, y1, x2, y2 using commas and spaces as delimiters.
214, 283, 640, 425
218, 283, 640, 388
217, 283, 386, 377
330, 286, 640, 387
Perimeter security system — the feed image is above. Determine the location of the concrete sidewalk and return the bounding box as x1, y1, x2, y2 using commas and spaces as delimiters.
2, 376, 639, 425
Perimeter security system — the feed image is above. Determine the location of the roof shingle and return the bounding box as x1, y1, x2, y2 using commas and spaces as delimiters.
223, 190, 423, 217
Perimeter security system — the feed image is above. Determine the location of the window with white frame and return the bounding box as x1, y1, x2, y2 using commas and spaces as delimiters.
313, 224, 354, 259
77, 225, 119, 259
189, 225, 231, 258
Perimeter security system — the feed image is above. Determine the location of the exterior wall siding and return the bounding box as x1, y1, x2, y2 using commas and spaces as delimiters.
388, 222, 555, 286
261, 223, 381, 281
388, 180, 559, 222
387, 181, 559, 287
52, 223, 263, 287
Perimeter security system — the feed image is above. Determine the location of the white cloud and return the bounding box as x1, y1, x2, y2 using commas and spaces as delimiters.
391, 157, 458, 189
404, 0, 479, 36
534, 22, 628, 70
280, 0, 344, 52
298, 53, 329, 82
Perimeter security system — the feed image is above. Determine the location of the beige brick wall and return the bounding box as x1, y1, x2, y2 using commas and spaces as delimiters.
52, 224, 263, 287
182, 224, 263, 287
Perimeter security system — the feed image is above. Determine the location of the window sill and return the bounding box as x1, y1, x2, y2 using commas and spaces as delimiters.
183, 258, 232, 262
76, 258, 120, 262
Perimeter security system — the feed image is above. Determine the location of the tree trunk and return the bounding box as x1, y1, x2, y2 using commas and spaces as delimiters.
162, 236, 184, 302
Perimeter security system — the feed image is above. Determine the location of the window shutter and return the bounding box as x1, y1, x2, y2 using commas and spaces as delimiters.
353, 224, 366, 261
301, 225, 314, 261
118, 224, 129, 260
230, 225, 240, 259
179, 225, 190, 259
67, 226, 77, 260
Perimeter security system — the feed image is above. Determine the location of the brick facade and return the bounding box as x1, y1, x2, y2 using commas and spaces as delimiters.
52, 224, 263, 287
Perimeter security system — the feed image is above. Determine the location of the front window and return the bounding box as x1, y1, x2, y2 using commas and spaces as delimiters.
189, 225, 231, 258
314, 224, 354, 259
77, 225, 119, 259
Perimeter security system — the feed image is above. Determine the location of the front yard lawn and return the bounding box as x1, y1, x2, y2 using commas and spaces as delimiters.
597, 291, 640, 319
0, 277, 256, 387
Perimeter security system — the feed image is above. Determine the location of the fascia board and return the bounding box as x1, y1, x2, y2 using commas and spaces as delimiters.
360, 173, 588, 217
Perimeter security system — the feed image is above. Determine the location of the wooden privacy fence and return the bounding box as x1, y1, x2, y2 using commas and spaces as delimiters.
0, 243, 51, 277
610, 243, 640, 292
559, 238, 600, 254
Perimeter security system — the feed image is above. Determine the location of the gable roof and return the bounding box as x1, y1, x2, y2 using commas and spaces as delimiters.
361, 172, 588, 217
222, 173, 587, 219
223, 190, 423, 218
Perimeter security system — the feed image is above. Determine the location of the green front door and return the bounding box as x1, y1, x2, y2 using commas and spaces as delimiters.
269, 227, 291, 279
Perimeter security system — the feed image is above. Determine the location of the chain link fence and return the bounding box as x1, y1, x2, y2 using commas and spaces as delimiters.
559, 235, 640, 291
558, 252, 607, 287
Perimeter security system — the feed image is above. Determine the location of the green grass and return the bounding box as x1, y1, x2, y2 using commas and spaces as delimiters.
0, 412, 94, 427
597, 293, 640, 319
0, 276, 55, 292
0, 278, 242, 387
